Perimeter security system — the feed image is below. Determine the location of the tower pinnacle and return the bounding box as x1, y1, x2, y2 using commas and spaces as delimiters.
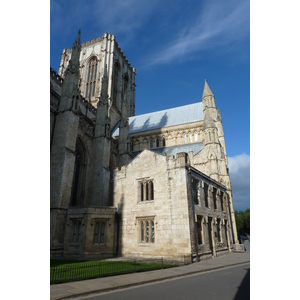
202, 80, 214, 98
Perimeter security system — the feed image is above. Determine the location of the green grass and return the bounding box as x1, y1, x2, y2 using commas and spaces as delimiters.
50, 259, 177, 284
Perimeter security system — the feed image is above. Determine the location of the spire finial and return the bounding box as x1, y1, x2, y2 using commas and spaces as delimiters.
202, 79, 214, 98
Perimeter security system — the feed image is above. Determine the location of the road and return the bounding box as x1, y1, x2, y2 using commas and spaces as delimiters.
77, 263, 250, 300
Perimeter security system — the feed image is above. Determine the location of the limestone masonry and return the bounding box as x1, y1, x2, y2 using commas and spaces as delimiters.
50, 30, 243, 263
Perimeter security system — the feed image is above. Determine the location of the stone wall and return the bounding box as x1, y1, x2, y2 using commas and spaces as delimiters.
113, 150, 192, 261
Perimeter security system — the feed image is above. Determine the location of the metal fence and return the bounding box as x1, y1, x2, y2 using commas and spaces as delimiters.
50, 258, 177, 284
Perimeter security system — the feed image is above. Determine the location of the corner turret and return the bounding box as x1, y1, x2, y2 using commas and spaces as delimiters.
59, 30, 81, 111
202, 80, 217, 120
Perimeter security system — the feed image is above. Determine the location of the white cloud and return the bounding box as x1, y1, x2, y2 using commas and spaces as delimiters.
93, 0, 160, 34
228, 154, 250, 211
146, 0, 249, 66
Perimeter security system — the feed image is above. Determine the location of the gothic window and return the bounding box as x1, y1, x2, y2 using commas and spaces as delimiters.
192, 178, 199, 205
204, 183, 209, 208
70, 138, 86, 207
197, 216, 203, 245
139, 218, 155, 244
213, 188, 217, 210
85, 58, 98, 98
220, 191, 225, 211
113, 62, 120, 106
72, 220, 82, 243
217, 219, 221, 242
139, 180, 154, 201
150, 139, 153, 149
183, 134, 186, 143
94, 221, 106, 244
156, 138, 159, 148
194, 132, 198, 142
189, 133, 192, 143
162, 137, 166, 147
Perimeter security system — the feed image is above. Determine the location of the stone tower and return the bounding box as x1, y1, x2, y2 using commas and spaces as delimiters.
50, 30, 82, 255
201, 80, 238, 244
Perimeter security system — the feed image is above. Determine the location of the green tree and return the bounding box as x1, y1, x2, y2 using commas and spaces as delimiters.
235, 208, 250, 235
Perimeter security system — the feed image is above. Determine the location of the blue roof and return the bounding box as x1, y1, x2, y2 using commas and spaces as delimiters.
112, 102, 203, 136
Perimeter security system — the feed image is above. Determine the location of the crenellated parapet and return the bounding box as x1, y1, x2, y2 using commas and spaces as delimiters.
113, 39, 134, 71
81, 36, 103, 48
50, 67, 64, 85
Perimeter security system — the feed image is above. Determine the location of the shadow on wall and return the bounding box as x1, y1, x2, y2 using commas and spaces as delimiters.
115, 195, 124, 257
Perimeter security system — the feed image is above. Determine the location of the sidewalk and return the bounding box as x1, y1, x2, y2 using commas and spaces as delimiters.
50, 252, 250, 300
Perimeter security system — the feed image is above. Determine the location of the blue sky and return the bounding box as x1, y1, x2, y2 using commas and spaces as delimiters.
50, 0, 250, 211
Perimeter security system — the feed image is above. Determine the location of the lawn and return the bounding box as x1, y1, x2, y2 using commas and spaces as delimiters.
50, 259, 177, 284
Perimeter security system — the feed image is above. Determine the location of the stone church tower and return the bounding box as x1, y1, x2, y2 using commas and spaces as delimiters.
50, 31, 136, 257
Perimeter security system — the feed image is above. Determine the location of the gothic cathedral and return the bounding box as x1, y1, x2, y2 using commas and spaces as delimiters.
50, 31, 242, 263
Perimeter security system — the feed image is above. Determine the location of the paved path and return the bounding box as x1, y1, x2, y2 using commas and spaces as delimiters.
50, 252, 250, 300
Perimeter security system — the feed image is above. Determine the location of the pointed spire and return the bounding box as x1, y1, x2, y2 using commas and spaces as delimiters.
73, 29, 81, 49
67, 30, 81, 72
202, 79, 214, 98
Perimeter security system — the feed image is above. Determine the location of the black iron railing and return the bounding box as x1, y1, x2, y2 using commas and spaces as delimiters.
50, 259, 177, 284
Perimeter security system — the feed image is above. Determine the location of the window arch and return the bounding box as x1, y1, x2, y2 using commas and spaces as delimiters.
85, 57, 98, 99
162, 137, 166, 147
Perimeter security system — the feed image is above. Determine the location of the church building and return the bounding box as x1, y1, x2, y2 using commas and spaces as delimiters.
50, 31, 242, 263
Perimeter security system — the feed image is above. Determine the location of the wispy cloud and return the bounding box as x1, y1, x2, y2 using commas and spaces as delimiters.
145, 0, 249, 67
93, 0, 160, 35
228, 153, 250, 211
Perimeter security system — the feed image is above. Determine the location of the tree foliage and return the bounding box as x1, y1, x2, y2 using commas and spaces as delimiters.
235, 208, 250, 234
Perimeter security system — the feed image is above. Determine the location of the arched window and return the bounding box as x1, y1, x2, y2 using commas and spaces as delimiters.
156, 138, 159, 148
113, 62, 120, 106
150, 139, 153, 149
85, 58, 98, 99
194, 132, 198, 142
183, 134, 186, 143
162, 137, 166, 147
189, 133, 192, 143
70, 138, 86, 207
94, 221, 106, 244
